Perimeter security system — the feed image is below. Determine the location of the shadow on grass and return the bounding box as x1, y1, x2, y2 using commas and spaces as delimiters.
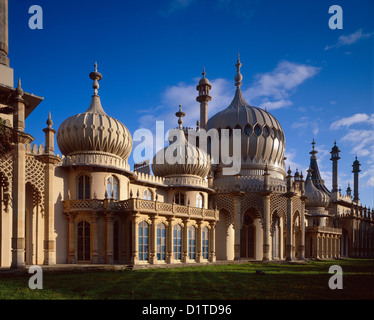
0, 259, 373, 300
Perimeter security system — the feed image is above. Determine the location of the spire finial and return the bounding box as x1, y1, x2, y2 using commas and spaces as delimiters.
235, 53, 243, 88
46, 111, 53, 128
89, 61, 102, 95
202, 67, 206, 78
175, 104, 186, 130
16, 77, 24, 98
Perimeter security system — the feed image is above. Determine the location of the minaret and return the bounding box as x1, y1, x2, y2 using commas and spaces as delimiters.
352, 156, 361, 204
196, 68, 211, 130
0, 0, 9, 66
175, 104, 185, 130
330, 141, 340, 193
0, 0, 13, 87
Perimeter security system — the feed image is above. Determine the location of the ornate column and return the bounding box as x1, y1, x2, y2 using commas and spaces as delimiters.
119, 215, 127, 263
262, 193, 271, 261
166, 217, 174, 264
196, 220, 202, 263
131, 213, 140, 265
209, 221, 216, 262
41, 113, 61, 265
11, 80, 33, 269
300, 174, 306, 260
182, 218, 188, 263
91, 212, 99, 263
105, 213, 114, 264
233, 195, 242, 260
149, 215, 157, 264
67, 212, 76, 263
285, 196, 293, 261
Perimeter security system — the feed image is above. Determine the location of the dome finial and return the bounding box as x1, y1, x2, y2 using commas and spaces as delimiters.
175, 104, 186, 130
89, 61, 102, 95
202, 67, 206, 78
46, 111, 53, 128
235, 53, 243, 88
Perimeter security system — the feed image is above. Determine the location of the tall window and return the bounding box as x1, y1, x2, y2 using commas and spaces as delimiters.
272, 217, 280, 259
143, 189, 152, 201
107, 176, 119, 200
196, 193, 203, 208
188, 226, 196, 260
77, 221, 90, 261
157, 223, 166, 261
173, 224, 182, 260
202, 227, 209, 259
78, 174, 91, 199
240, 213, 255, 258
138, 221, 149, 261
174, 193, 184, 205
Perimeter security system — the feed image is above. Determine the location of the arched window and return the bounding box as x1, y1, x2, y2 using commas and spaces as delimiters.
157, 223, 166, 261
77, 220, 90, 261
107, 176, 119, 200
202, 227, 209, 259
196, 193, 203, 208
173, 224, 182, 260
143, 189, 152, 201
272, 216, 281, 259
138, 221, 149, 261
77, 174, 91, 199
173, 193, 185, 205
188, 226, 196, 260
240, 213, 255, 258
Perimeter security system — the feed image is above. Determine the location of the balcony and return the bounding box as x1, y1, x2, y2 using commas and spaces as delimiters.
62, 198, 219, 220
306, 226, 342, 235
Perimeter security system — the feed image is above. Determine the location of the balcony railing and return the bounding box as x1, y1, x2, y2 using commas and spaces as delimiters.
306, 226, 342, 235
62, 198, 218, 220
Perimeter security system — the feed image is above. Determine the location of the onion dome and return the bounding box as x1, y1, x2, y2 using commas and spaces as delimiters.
206, 55, 285, 177
304, 168, 330, 208
56, 63, 133, 163
152, 106, 210, 178
199, 68, 210, 85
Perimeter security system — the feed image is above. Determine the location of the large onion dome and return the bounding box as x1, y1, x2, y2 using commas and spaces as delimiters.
304, 168, 330, 208
56, 64, 133, 164
206, 56, 285, 178
152, 106, 210, 179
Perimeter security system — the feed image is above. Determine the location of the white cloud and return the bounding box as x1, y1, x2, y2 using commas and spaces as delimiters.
159, 0, 194, 16
330, 113, 374, 130
244, 61, 320, 110
325, 29, 374, 50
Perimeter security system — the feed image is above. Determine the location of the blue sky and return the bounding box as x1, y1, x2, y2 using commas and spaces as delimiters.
7, 0, 374, 207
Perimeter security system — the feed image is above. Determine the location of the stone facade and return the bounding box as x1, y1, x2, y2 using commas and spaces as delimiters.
0, 1, 373, 268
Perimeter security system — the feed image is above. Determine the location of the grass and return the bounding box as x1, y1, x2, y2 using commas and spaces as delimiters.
0, 259, 373, 300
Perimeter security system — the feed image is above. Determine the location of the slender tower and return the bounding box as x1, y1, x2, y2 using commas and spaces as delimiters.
196, 68, 211, 130
0, 0, 13, 87
0, 0, 9, 66
330, 141, 340, 193
352, 156, 361, 204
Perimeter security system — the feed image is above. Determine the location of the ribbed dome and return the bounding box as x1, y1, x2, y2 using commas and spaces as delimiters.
206, 83, 285, 175
56, 65, 132, 161
305, 170, 330, 208
152, 130, 210, 178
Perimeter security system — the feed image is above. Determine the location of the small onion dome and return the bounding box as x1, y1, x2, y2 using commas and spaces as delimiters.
57, 63, 132, 160
304, 169, 330, 208
199, 68, 210, 85
152, 130, 210, 178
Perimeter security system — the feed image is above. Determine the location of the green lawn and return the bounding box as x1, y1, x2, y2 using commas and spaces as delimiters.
0, 259, 373, 300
